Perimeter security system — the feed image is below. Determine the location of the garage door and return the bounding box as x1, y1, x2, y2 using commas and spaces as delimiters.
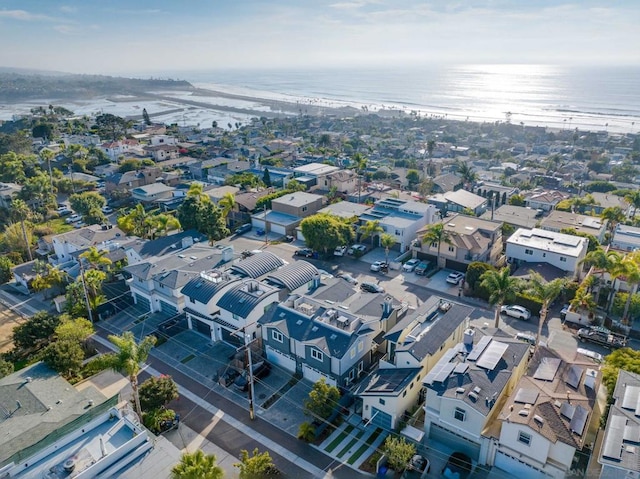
445, 259, 468, 272
192, 318, 211, 339
429, 423, 480, 460
303, 364, 337, 387
371, 407, 393, 430
159, 300, 178, 316
266, 346, 296, 373
222, 328, 243, 347
270, 223, 286, 235
134, 294, 151, 312
494, 451, 551, 479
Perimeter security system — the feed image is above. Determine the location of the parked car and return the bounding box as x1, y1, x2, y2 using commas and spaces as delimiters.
74, 221, 86, 229
283, 235, 295, 243
408, 454, 430, 474
402, 259, 420, 272
347, 244, 367, 256
233, 361, 271, 392
65, 214, 81, 224
235, 223, 252, 235
101, 206, 113, 214
370, 261, 388, 272
501, 305, 532, 320
317, 269, 334, 278
414, 261, 431, 275
334, 245, 348, 256
442, 452, 473, 479
515, 332, 536, 346
58, 208, 72, 216
295, 248, 314, 258
360, 282, 384, 293
576, 347, 603, 363
338, 273, 358, 284
446, 271, 465, 285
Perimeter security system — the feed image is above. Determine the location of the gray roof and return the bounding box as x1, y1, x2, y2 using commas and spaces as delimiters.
181, 273, 237, 304
265, 261, 319, 291
0, 363, 107, 466
230, 251, 284, 278
216, 280, 279, 319
357, 368, 422, 396
271, 191, 323, 208
126, 230, 206, 259
599, 369, 640, 472
480, 204, 540, 229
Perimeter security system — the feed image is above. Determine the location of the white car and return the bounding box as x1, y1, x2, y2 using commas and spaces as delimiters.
501, 305, 532, 320
334, 245, 347, 256
101, 206, 113, 214
370, 261, 388, 272
446, 272, 465, 285
347, 244, 367, 255
402, 259, 420, 272
65, 214, 81, 224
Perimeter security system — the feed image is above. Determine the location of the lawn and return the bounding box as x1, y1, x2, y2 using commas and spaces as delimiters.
44, 218, 75, 234
348, 428, 383, 465
337, 429, 364, 458
326, 424, 355, 453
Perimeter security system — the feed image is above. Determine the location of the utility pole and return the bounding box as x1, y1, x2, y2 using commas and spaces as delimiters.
245, 331, 256, 420
78, 259, 94, 323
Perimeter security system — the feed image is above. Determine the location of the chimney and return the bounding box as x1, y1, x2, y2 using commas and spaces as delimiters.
311, 274, 321, 290
382, 296, 393, 316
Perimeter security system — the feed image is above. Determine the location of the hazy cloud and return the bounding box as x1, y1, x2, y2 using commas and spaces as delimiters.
0, 9, 52, 21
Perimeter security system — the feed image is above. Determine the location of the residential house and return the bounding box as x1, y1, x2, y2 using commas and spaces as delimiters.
598, 369, 640, 479
101, 139, 140, 161
149, 134, 178, 146
322, 169, 359, 195
144, 143, 180, 162
125, 242, 234, 315
492, 347, 601, 479
0, 182, 22, 208
105, 167, 163, 194
356, 296, 473, 430
475, 182, 518, 205
259, 276, 405, 388
414, 214, 503, 270
317, 201, 372, 220
422, 328, 530, 464
428, 189, 488, 216
611, 223, 640, 252
207, 160, 252, 185
587, 192, 630, 216
432, 173, 462, 193
131, 183, 176, 203
60, 133, 101, 148
523, 189, 570, 212
480, 205, 542, 231
290, 162, 340, 190
123, 230, 206, 266
229, 189, 276, 228
252, 192, 324, 236
540, 210, 608, 243
506, 228, 589, 278
359, 198, 438, 252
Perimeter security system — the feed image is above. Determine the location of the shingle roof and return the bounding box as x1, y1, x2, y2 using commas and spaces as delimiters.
265, 261, 319, 291
230, 252, 284, 278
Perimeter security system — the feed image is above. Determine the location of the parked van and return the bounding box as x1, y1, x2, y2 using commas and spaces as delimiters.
235, 224, 252, 235
515, 332, 536, 346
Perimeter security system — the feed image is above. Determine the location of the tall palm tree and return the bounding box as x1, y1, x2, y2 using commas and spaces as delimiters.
607, 250, 627, 312
421, 223, 451, 269
11, 199, 33, 261
580, 247, 613, 306
454, 160, 477, 188
523, 272, 566, 350
480, 266, 520, 328
619, 252, 640, 324
360, 220, 384, 248
155, 214, 181, 237
624, 190, 640, 218
97, 332, 157, 419
571, 286, 597, 320
218, 192, 236, 226
79, 246, 112, 270
171, 450, 224, 479
380, 233, 396, 263
352, 152, 368, 203
601, 206, 625, 237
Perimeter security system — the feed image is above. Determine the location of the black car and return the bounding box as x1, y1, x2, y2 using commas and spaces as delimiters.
283, 235, 295, 243
233, 361, 271, 391
295, 248, 314, 257
442, 452, 473, 479
360, 282, 384, 293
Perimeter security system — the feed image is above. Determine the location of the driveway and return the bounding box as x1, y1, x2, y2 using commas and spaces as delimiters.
423, 269, 464, 296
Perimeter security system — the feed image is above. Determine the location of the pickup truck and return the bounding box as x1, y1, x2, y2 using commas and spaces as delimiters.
577, 326, 627, 349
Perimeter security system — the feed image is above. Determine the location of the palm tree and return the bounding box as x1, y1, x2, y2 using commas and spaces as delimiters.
79, 246, 112, 270
619, 252, 640, 324
11, 199, 33, 261
380, 233, 396, 263
171, 450, 224, 479
352, 152, 368, 203
524, 272, 566, 350
454, 160, 477, 188
155, 214, 181, 237
606, 251, 625, 312
218, 192, 236, 226
601, 206, 625, 236
480, 267, 520, 328
571, 286, 597, 320
359, 220, 384, 248
97, 332, 157, 420
421, 223, 451, 269
580, 247, 613, 306
624, 191, 640, 218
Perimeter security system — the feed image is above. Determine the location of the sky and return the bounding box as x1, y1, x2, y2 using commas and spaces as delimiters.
0, 0, 638, 76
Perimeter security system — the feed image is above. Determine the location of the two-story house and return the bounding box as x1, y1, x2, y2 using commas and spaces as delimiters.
422, 329, 530, 464
252, 191, 324, 236
355, 296, 473, 431
523, 189, 570, 212
611, 223, 640, 252
428, 190, 488, 216
105, 167, 163, 195
598, 369, 640, 479
480, 205, 542, 231
323, 169, 359, 195
51, 224, 128, 271
414, 214, 503, 270
506, 228, 588, 278
144, 144, 179, 162
539, 210, 608, 243
290, 163, 341, 191
131, 183, 176, 204
492, 347, 600, 479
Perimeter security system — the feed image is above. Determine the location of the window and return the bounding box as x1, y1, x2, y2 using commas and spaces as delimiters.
448, 246, 455, 252
302, 206, 307, 212
271, 330, 283, 343
350, 348, 356, 359
454, 407, 466, 421
358, 361, 364, 373
395, 230, 401, 235
232, 313, 240, 320
403, 391, 407, 397
431, 242, 438, 248
518, 431, 532, 446
190, 297, 195, 304
560, 257, 567, 262
311, 348, 323, 361
379, 399, 386, 405
348, 370, 355, 380
542, 253, 546, 257
358, 342, 363, 352
524, 249, 533, 255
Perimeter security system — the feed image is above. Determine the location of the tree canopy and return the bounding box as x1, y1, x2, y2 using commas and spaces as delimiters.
303, 377, 340, 420
235, 448, 280, 478
300, 213, 354, 255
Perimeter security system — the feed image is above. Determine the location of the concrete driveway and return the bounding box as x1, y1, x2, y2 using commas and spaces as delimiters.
424, 269, 464, 296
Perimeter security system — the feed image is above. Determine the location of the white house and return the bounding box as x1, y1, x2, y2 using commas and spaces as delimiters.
51, 224, 127, 267
492, 347, 600, 479
506, 228, 588, 278
611, 223, 640, 252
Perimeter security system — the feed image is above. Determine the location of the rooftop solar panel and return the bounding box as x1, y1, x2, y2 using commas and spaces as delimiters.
434, 363, 456, 383
514, 388, 539, 405
623, 424, 640, 444
467, 335, 492, 361
570, 405, 589, 436
533, 357, 562, 381
454, 363, 469, 374
621, 386, 640, 411
602, 415, 625, 460
566, 365, 584, 389
476, 341, 509, 370
560, 402, 575, 420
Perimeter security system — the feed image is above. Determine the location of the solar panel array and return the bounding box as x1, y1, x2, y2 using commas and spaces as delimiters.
423, 347, 459, 385
560, 402, 575, 420
454, 363, 469, 374
566, 365, 584, 389
602, 415, 625, 460
434, 363, 457, 383
467, 335, 492, 361
623, 423, 640, 443
533, 357, 562, 381
476, 341, 509, 370
514, 388, 539, 405
569, 405, 589, 436
621, 386, 640, 412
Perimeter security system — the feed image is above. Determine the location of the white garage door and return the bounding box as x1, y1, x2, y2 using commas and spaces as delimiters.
494, 451, 550, 479
270, 223, 286, 235
303, 364, 337, 387
266, 346, 296, 373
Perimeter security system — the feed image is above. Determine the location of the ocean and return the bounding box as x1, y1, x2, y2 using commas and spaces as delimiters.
183, 64, 640, 134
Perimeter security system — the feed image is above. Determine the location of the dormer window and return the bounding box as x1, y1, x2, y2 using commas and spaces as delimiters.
311, 348, 323, 361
